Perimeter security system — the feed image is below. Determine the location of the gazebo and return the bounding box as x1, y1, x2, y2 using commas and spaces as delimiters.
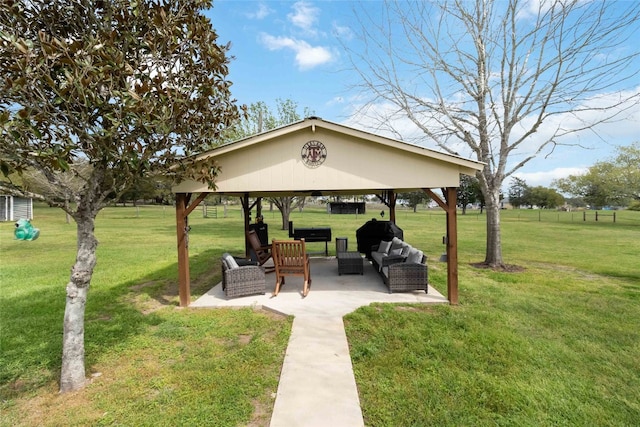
172, 117, 484, 307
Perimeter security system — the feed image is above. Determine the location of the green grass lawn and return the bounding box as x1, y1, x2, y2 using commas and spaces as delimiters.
1, 202, 639, 426
346, 208, 640, 426
0, 203, 294, 426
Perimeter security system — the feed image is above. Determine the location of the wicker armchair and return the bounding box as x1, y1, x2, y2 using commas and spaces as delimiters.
385, 261, 428, 293
221, 253, 266, 298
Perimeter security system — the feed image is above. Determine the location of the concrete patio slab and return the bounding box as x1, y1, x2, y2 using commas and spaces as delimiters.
191, 257, 448, 427
191, 257, 448, 316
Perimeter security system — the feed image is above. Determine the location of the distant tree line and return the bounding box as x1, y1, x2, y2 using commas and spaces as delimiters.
508, 177, 565, 209
553, 143, 640, 210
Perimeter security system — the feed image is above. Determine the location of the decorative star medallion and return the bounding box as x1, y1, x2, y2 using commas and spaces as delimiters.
301, 140, 327, 168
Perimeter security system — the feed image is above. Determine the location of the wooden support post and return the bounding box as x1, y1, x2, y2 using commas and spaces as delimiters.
423, 188, 459, 305
389, 190, 397, 224
175, 192, 208, 308
176, 193, 190, 307
445, 187, 459, 305
375, 190, 397, 222
241, 194, 251, 258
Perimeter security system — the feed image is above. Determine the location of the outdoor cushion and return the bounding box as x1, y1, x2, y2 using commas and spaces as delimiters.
389, 247, 403, 256
221, 253, 231, 269
407, 248, 424, 264
400, 242, 411, 257
390, 237, 403, 251
223, 253, 239, 269
377, 240, 392, 254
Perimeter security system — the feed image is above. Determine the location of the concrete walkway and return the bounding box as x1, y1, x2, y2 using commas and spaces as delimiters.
191, 257, 448, 427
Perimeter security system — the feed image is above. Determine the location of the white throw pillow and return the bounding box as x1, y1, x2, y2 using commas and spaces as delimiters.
224, 253, 239, 269
378, 240, 392, 254
390, 248, 403, 256
401, 243, 411, 257
407, 249, 424, 264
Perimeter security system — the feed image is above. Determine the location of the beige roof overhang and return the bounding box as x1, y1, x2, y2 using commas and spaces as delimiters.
171, 117, 484, 195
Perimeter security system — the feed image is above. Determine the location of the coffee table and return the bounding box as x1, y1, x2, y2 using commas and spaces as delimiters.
337, 251, 364, 275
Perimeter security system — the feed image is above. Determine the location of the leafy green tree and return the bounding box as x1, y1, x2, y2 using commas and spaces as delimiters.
553, 142, 640, 208
527, 186, 565, 209
118, 175, 158, 206
397, 191, 430, 212
564, 197, 587, 209
612, 143, 640, 203
457, 175, 483, 214
508, 177, 529, 209
0, 0, 240, 392
555, 171, 609, 209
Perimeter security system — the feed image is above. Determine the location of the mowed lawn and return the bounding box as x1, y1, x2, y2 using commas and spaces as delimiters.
1, 203, 639, 426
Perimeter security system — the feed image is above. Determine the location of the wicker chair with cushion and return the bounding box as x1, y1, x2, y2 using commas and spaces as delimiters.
370, 237, 411, 272
221, 253, 266, 298
381, 249, 428, 294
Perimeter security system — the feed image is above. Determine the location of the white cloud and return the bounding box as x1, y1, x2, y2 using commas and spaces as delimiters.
288, 1, 320, 35
341, 98, 471, 156
259, 33, 333, 70
509, 86, 640, 159
339, 84, 639, 182
247, 3, 273, 20
332, 22, 354, 40
513, 167, 588, 188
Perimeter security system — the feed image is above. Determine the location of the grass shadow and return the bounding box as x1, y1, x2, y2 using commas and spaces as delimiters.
0, 248, 224, 400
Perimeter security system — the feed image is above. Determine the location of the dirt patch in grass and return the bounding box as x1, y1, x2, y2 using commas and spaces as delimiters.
531, 262, 601, 281
127, 265, 220, 314
238, 334, 252, 345
4, 383, 105, 427
247, 394, 274, 427
190, 267, 220, 295
470, 262, 526, 273
394, 305, 421, 312
127, 280, 178, 314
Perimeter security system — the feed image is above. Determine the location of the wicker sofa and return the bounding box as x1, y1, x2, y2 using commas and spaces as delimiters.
220, 253, 266, 298
370, 237, 428, 293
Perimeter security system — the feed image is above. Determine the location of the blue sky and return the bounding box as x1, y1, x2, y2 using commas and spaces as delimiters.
205, 1, 640, 188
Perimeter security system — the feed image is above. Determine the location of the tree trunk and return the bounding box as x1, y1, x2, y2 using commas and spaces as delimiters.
484, 189, 503, 267
60, 216, 98, 393
280, 200, 292, 230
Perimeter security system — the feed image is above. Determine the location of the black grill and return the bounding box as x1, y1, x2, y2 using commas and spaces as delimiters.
288, 221, 332, 255
356, 219, 404, 258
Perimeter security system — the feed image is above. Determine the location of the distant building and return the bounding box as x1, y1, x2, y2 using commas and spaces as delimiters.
0, 196, 33, 221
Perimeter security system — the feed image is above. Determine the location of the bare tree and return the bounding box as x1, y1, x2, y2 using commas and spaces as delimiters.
343, 0, 640, 267
0, 0, 240, 392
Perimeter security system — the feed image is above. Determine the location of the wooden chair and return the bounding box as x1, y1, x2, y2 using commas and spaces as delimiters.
247, 230, 274, 273
272, 239, 312, 297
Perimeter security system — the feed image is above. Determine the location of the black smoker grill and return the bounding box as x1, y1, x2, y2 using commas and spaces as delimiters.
248, 223, 268, 245
288, 221, 332, 255
356, 219, 404, 258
